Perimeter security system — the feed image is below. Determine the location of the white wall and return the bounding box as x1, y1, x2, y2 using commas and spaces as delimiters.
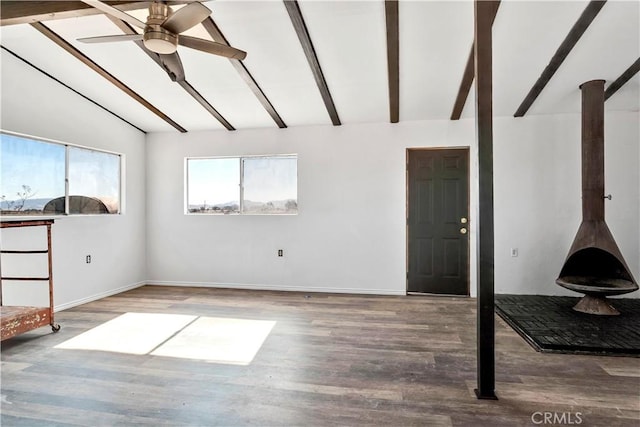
146, 120, 477, 295
146, 111, 639, 297
0, 49, 147, 310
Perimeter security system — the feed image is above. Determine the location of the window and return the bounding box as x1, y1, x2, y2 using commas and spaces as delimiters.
68, 146, 121, 214
0, 131, 122, 216
186, 155, 297, 215
242, 157, 298, 214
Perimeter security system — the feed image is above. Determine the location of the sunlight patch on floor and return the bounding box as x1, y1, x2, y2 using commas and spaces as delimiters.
54, 312, 196, 354
54, 312, 275, 365
151, 317, 276, 365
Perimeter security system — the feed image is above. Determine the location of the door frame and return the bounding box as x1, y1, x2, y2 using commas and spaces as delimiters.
406, 147, 471, 296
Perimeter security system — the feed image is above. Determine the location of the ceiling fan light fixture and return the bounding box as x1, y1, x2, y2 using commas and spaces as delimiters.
143, 26, 178, 54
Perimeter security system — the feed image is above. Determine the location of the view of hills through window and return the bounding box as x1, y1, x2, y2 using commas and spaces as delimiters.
0, 132, 121, 215
187, 155, 297, 215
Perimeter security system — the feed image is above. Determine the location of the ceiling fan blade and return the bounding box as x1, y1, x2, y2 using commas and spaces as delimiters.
159, 52, 186, 82
80, 0, 146, 30
78, 34, 143, 44
178, 36, 247, 60
163, 2, 211, 34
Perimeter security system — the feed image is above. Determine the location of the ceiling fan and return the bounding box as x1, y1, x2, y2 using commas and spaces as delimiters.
78, 1, 247, 61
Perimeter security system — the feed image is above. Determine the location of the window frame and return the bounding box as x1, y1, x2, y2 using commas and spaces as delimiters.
0, 130, 124, 217
185, 154, 298, 216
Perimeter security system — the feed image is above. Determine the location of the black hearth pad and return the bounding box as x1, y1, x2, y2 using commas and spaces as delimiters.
495, 294, 640, 356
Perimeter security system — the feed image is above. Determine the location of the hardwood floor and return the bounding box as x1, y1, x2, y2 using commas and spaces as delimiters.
1, 285, 639, 426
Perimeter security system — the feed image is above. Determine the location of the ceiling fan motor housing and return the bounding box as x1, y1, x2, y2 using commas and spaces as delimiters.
143, 3, 178, 54
147, 2, 171, 25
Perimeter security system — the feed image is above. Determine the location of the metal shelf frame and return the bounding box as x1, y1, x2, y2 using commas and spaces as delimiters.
1, 219, 60, 340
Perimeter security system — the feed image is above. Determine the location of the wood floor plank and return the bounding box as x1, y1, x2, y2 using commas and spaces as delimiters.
489, 381, 640, 411
1, 285, 638, 426
0, 361, 32, 373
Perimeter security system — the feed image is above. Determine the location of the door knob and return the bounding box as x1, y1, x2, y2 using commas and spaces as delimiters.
461, 217, 468, 224
460, 228, 467, 234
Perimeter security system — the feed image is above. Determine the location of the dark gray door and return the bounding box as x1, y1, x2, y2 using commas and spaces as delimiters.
407, 149, 469, 295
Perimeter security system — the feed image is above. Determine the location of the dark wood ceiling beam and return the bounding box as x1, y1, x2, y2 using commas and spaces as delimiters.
385, 0, 399, 123
0, 1, 193, 26
450, 1, 500, 121
514, 0, 607, 117
283, 0, 341, 126
176, 81, 234, 130
201, 18, 286, 129
30, 21, 187, 132
1, 45, 146, 133
604, 57, 640, 101
450, 47, 475, 120
107, 16, 235, 131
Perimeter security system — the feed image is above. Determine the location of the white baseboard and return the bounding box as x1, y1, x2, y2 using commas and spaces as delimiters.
146, 280, 407, 296
54, 281, 146, 312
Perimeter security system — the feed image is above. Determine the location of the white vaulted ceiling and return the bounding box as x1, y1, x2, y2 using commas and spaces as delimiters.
1, 0, 638, 133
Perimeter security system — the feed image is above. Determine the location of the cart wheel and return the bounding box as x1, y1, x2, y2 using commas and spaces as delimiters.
51, 323, 61, 332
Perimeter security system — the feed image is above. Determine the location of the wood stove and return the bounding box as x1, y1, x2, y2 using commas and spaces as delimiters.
556, 80, 638, 315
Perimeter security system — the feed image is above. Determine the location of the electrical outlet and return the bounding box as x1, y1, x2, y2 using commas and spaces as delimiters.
86, 255, 91, 264
278, 249, 283, 257
510, 248, 518, 257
